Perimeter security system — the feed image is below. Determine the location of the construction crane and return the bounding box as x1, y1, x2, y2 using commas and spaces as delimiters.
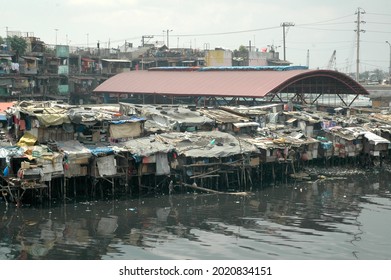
327, 50, 337, 70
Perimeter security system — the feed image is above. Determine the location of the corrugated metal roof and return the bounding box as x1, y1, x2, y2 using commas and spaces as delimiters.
94, 69, 310, 98
0, 102, 16, 113
93, 68, 369, 98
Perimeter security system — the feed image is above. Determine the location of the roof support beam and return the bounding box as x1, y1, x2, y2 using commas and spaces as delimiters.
336, 93, 348, 107
348, 94, 359, 107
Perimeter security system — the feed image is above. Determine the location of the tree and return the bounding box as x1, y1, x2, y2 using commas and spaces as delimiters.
233, 45, 249, 66
7, 35, 27, 61
0, 36, 4, 45
233, 45, 248, 58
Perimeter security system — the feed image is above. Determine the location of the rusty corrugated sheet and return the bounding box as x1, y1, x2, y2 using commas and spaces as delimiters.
93, 69, 369, 98
93, 69, 310, 98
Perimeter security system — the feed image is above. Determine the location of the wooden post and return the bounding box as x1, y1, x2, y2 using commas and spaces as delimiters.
63, 177, 67, 200
225, 171, 229, 190
112, 178, 115, 197
272, 162, 276, 182
48, 181, 52, 201
73, 178, 76, 198
125, 154, 129, 195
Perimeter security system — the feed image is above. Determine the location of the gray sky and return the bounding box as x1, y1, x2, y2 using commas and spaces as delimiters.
2, 0, 391, 72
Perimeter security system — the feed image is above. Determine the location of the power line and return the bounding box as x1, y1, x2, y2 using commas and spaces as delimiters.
296, 13, 354, 26
361, 61, 387, 68
361, 59, 388, 62
362, 40, 391, 44
289, 40, 352, 44
309, 22, 353, 26
295, 26, 353, 32
366, 12, 391, 16
363, 30, 391, 33
72, 36, 141, 46
170, 25, 280, 37
365, 21, 391, 25
297, 46, 354, 52
65, 11, 391, 49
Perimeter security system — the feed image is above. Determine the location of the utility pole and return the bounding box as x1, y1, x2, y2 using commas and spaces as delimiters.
386, 41, 391, 78
54, 28, 59, 45
280, 22, 294, 61
306, 49, 310, 68
141, 35, 153, 47
355, 7, 365, 82
248, 40, 252, 66
5, 26, 9, 50
164, 29, 173, 49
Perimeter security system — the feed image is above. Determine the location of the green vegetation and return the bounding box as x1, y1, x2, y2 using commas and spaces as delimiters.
7, 35, 27, 60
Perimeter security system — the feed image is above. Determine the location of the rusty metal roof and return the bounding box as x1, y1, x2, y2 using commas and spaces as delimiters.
93, 68, 369, 98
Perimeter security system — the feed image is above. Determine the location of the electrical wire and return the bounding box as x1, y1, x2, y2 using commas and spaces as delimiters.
295, 26, 353, 32
296, 14, 355, 26
167, 26, 281, 37
365, 21, 391, 25
366, 12, 391, 17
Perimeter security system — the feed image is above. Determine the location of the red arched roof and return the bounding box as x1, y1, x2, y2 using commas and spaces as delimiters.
93, 69, 369, 98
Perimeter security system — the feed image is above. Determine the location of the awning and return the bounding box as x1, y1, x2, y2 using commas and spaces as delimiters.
0, 55, 12, 60
286, 118, 297, 124
233, 122, 260, 128
0, 102, 15, 112
102, 59, 131, 63
21, 56, 41, 61
70, 76, 95, 81
81, 58, 95, 62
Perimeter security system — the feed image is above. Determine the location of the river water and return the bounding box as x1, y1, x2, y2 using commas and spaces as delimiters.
1, 165, 391, 260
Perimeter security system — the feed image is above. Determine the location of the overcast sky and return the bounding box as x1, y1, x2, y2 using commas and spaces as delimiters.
2, 0, 391, 72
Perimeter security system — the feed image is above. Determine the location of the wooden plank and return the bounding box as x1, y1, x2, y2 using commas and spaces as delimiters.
182, 183, 251, 196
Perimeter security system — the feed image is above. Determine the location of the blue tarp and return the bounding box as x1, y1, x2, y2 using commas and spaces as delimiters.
320, 141, 333, 150
110, 116, 146, 124
87, 146, 115, 156
148, 66, 309, 72
199, 66, 309, 71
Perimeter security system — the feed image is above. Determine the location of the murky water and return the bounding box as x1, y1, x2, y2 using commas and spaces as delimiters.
1, 166, 391, 260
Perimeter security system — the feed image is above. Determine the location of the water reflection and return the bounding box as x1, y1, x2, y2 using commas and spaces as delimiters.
1, 167, 391, 259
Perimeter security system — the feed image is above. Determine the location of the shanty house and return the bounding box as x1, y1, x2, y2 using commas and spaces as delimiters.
197, 108, 258, 134
19, 56, 39, 75
119, 103, 215, 133
101, 59, 131, 75
56, 140, 92, 178
158, 130, 258, 190
324, 126, 390, 159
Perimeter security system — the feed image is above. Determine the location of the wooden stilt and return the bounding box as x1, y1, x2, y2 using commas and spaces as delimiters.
48, 181, 51, 201
182, 183, 250, 196
272, 163, 276, 183
73, 178, 76, 198
64, 178, 67, 200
